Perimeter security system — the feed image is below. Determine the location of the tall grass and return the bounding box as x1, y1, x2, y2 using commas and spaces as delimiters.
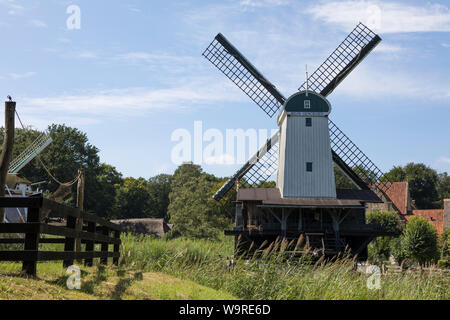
119, 234, 450, 300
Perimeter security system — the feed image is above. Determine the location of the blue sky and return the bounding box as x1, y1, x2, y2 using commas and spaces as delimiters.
0, 0, 449, 179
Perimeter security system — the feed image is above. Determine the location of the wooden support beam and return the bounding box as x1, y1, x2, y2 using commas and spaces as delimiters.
266, 207, 281, 223
22, 207, 40, 276
63, 216, 76, 268
100, 226, 109, 265
75, 168, 84, 263
84, 221, 96, 267
298, 208, 302, 231
0, 101, 15, 223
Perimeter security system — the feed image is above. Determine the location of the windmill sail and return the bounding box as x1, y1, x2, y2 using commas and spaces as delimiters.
203, 33, 286, 117
298, 22, 381, 97
296, 22, 390, 194
208, 23, 393, 201
328, 119, 391, 194
213, 132, 279, 200
9, 133, 53, 174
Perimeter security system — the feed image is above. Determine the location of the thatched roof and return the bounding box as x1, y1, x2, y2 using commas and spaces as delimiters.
111, 218, 172, 237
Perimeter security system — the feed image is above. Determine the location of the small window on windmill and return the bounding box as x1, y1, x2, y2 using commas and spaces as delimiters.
306, 118, 312, 127
306, 162, 313, 172
304, 100, 311, 109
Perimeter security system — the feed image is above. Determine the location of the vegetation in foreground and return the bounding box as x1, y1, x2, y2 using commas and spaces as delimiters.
119, 234, 450, 300
1, 234, 448, 300
0, 261, 236, 300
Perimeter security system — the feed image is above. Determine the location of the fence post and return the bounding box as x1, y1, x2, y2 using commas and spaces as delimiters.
100, 226, 109, 265
113, 229, 120, 266
63, 215, 77, 268
0, 100, 15, 223
22, 206, 41, 276
84, 221, 96, 267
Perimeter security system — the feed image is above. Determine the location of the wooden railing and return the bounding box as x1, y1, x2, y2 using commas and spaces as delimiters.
0, 196, 121, 276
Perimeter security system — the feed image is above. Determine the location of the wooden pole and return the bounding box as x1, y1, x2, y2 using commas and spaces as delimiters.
0, 101, 16, 223
75, 168, 84, 263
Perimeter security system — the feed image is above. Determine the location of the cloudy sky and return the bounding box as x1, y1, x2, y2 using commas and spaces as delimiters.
0, 0, 449, 179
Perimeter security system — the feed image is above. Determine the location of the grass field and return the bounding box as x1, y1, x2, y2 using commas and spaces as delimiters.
119, 234, 450, 300
0, 262, 236, 300
0, 234, 448, 300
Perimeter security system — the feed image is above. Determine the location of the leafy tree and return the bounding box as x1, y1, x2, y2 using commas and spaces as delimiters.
334, 165, 357, 189
390, 237, 408, 266
440, 227, 450, 257
384, 163, 440, 209
438, 227, 450, 268
366, 211, 403, 264
402, 216, 438, 265
437, 173, 450, 208
256, 181, 276, 188
92, 164, 123, 217
168, 163, 233, 239
147, 174, 172, 220
113, 177, 152, 219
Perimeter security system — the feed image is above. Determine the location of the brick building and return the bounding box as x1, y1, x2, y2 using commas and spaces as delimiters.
367, 182, 449, 236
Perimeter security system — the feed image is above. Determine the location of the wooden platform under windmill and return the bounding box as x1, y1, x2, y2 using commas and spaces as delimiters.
203, 23, 400, 260
225, 188, 394, 260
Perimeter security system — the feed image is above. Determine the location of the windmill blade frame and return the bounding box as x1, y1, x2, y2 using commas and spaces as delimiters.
328, 119, 391, 194
299, 22, 381, 97
9, 133, 53, 174
203, 33, 286, 118
213, 131, 279, 200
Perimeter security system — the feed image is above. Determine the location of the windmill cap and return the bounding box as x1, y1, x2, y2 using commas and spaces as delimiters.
283, 91, 331, 115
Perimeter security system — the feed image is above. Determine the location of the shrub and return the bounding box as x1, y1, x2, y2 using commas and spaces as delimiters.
439, 227, 450, 258
366, 211, 402, 264
402, 216, 438, 266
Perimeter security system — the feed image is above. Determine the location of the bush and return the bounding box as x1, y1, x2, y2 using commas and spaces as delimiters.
439, 227, 449, 258
402, 216, 438, 266
366, 211, 402, 264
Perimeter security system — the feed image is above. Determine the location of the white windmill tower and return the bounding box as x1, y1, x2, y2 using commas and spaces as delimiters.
276, 68, 336, 198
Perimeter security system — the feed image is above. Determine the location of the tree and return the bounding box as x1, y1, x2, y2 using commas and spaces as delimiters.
334, 165, 357, 189
366, 210, 403, 264
167, 163, 233, 239
113, 177, 152, 219
147, 174, 172, 220
402, 216, 438, 266
437, 173, 450, 208
92, 164, 123, 217
438, 227, 450, 268
384, 163, 440, 209
256, 181, 276, 188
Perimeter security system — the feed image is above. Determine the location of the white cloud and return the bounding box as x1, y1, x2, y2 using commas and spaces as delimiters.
77, 51, 98, 59
307, 1, 450, 33
114, 52, 195, 66
332, 64, 450, 100
29, 19, 47, 28
240, 0, 290, 8
57, 38, 71, 44
10, 72, 36, 80
376, 43, 403, 53
17, 77, 244, 128
442, 42, 450, 48
438, 157, 450, 164
0, 0, 24, 14
205, 153, 236, 165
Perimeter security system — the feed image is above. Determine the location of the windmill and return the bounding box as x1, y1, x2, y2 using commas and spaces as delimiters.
202, 23, 398, 259
3, 133, 52, 222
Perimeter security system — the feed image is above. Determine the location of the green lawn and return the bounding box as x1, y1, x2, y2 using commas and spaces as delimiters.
0, 262, 236, 300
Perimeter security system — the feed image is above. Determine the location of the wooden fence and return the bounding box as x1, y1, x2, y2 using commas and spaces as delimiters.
0, 196, 122, 276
